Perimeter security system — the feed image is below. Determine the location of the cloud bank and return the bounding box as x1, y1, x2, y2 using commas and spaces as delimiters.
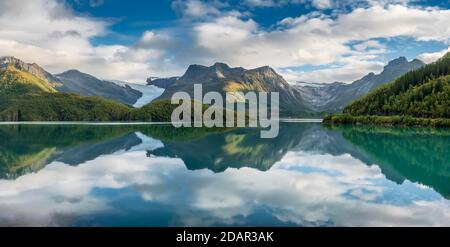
0, 0, 449, 83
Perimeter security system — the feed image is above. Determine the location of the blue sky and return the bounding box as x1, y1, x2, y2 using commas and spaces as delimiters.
1, 0, 450, 83
68, 0, 450, 32
69, 0, 178, 45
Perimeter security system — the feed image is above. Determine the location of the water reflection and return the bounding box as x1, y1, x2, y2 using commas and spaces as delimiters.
0, 123, 449, 226
336, 126, 450, 198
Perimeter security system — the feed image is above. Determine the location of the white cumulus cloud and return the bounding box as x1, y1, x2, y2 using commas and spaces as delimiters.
418, 46, 450, 64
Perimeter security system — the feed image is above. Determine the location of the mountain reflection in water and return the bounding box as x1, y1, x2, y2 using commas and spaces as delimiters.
0, 123, 449, 226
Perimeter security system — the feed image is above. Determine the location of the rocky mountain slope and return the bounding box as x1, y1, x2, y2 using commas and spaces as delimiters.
55, 70, 142, 106
156, 62, 313, 117
0, 65, 56, 95
0, 56, 60, 85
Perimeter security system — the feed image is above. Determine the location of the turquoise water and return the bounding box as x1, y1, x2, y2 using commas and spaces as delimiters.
0, 123, 449, 226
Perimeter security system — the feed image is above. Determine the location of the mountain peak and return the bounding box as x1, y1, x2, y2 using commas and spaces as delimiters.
0, 56, 59, 83
363, 72, 376, 78
1, 56, 26, 68
383, 56, 424, 72
0, 56, 43, 70
212, 62, 232, 78
0, 56, 19, 61
187, 64, 207, 70
393, 56, 408, 62
386, 56, 408, 67
213, 62, 230, 69
182, 62, 246, 81
258, 65, 273, 71
184, 64, 208, 76
56, 69, 100, 83
248, 65, 279, 78
59, 69, 84, 75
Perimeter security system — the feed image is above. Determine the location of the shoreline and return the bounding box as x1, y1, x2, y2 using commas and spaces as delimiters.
0, 119, 324, 125
323, 114, 450, 128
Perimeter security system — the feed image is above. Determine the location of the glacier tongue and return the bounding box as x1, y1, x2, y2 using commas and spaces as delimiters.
129, 84, 165, 108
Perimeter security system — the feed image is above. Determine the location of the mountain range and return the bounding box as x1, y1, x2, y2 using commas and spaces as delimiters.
294, 57, 425, 113
147, 58, 425, 116
0, 54, 433, 120
153, 62, 313, 116
0, 57, 132, 121
0, 57, 142, 106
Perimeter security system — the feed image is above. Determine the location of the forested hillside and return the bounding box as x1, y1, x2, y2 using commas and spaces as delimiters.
344, 52, 450, 118
325, 52, 450, 127
0, 64, 205, 122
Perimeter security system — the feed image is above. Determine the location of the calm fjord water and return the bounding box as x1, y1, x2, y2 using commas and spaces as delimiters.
0, 123, 449, 226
